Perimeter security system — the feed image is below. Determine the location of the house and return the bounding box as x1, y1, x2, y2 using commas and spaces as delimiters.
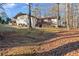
36, 16, 58, 27
10, 13, 37, 28
36, 16, 67, 28
10, 13, 63, 28
9, 18, 17, 26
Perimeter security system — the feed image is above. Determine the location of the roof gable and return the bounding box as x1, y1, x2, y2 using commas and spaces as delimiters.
13, 13, 38, 19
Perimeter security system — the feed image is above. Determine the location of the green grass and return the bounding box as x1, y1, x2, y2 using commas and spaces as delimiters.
0, 24, 46, 37
0, 24, 59, 43
0, 23, 62, 39
0, 24, 17, 32
0, 24, 47, 34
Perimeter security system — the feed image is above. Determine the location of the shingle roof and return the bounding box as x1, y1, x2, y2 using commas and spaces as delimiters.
13, 13, 57, 20
13, 13, 38, 19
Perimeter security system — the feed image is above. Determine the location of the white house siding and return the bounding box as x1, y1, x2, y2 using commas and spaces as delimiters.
16, 15, 29, 27
14, 14, 37, 28
31, 17, 37, 28
51, 19, 58, 27
51, 19, 66, 27
44, 19, 49, 22
59, 19, 66, 27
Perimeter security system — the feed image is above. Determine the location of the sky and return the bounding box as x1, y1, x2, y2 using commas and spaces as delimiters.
1, 3, 65, 18
2, 3, 28, 18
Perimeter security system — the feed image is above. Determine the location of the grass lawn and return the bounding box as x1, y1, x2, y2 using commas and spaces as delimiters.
0, 24, 79, 56
0, 23, 79, 45
0, 24, 61, 45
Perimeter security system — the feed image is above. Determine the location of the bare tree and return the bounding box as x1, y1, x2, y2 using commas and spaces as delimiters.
65, 3, 71, 30
32, 4, 41, 18
49, 4, 58, 17
72, 4, 79, 29
57, 3, 60, 28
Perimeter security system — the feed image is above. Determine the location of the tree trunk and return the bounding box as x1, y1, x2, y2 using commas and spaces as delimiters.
65, 3, 70, 30
57, 3, 60, 28
28, 3, 32, 28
